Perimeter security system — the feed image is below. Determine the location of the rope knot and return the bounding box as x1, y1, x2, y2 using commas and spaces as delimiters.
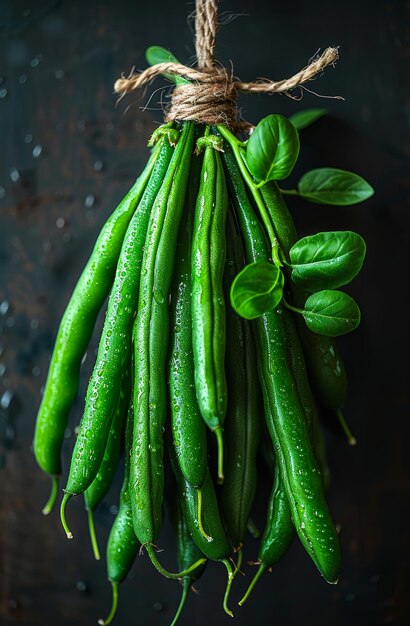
113, 0, 341, 132
165, 67, 238, 129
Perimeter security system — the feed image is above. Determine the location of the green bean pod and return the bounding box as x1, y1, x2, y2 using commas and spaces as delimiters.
131, 122, 195, 548
221, 208, 261, 550
62, 132, 175, 506
239, 455, 295, 605
84, 366, 131, 559
259, 462, 294, 566
191, 138, 228, 482
34, 142, 160, 510
169, 153, 207, 490
98, 402, 140, 626
222, 143, 340, 584
283, 311, 331, 487
260, 182, 348, 415
168, 486, 207, 626
241, 428, 294, 603
171, 462, 229, 560
168, 439, 235, 617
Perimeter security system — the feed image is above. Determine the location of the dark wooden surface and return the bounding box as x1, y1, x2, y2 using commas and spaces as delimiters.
0, 1, 409, 625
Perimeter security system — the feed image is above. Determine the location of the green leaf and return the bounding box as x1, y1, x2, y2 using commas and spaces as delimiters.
302, 290, 361, 336
230, 261, 285, 320
289, 231, 366, 291
245, 114, 300, 183
288, 108, 327, 131
145, 46, 187, 85
297, 168, 374, 205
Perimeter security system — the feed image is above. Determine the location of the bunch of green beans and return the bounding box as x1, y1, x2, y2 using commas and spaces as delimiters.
34, 102, 371, 623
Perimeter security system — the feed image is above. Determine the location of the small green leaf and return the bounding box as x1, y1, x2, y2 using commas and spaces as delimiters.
288, 108, 327, 131
302, 290, 361, 336
289, 231, 366, 291
245, 114, 300, 183
145, 46, 187, 85
298, 168, 374, 205
230, 261, 285, 320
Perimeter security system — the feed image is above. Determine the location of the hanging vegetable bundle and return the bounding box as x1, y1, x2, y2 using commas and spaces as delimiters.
33, 1, 373, 623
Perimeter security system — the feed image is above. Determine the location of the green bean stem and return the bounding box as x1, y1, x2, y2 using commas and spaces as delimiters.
100, 401, 140, 626
145, 544, 206, 580
170, 579, 191, 626
60, 493, 73, 539
167, 476, 207, 625
336, 409, 357, 446
222, 558, 235, 618
97, 582, 118, 626
42, 476, 58, 516
87, 508, 100, 561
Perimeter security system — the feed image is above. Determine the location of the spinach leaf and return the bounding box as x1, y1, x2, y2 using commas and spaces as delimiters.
230, 261, 284, 319
302, 290, 361, 336
289, 231, 366, 290
245, 114, 300, 183
297, 168, 374, 205
145, 46, 187, 85
289, 108, 327, 131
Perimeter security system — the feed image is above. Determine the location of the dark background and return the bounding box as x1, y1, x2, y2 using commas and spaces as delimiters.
0, 1, 409, 625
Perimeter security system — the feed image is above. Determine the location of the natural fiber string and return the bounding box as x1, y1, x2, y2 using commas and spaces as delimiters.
114, 0, 340, 130
195, 0, 218, 69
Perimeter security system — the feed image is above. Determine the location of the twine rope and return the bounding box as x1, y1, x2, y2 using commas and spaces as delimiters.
114, 0, 340, 130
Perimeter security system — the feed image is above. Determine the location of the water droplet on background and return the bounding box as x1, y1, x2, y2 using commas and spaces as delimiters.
30, 55, 43, 68
32, 144, 43, 158
85, 194, 95, 208
1, 390, 14, 410
93, 160, 103, 172
0, 300, 10, 316
9, 168, 20, 183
